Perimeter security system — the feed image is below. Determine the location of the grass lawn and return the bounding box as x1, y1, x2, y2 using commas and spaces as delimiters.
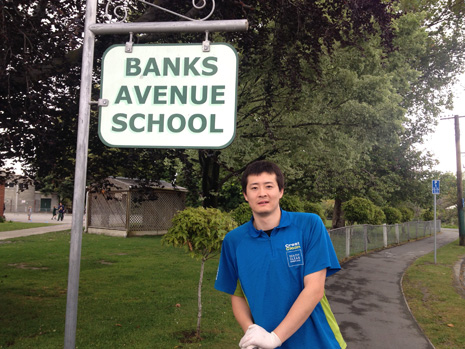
0, 222, 55, 232
0, 232, 242, 348
402, 240, 465, 349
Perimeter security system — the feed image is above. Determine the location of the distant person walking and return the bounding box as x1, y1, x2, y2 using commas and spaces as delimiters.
27, 206, 32, 221
51, 206, 57, 220
57, 203, 65, 221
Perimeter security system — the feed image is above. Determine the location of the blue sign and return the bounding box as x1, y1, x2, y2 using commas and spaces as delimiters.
432, 180, 440, 195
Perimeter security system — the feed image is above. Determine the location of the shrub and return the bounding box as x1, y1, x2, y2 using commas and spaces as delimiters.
280, 194, 305, 212
232, 202, 252, 225
383, 207, 403, 224
162, 207, 237, 338
321, 200, 334, 220
399, 206, 414, 222
422, 209, 434, 221
342, 197, 375, 225
370, 206, 386, 225
304, 202, 326, 225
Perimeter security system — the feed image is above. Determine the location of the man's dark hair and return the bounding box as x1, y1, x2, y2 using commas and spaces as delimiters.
241, 161, 285, 193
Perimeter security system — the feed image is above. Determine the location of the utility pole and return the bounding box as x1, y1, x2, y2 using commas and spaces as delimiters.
457, 115, 465, 246
443, 115, 465, 246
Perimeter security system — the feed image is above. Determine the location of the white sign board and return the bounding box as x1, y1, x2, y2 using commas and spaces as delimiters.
99, 43, 238, 148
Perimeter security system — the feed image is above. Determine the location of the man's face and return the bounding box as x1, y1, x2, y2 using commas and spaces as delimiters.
243, 172, 283, 217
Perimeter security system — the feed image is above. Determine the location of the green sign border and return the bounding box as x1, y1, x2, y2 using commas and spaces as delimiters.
98, 43, 238, 149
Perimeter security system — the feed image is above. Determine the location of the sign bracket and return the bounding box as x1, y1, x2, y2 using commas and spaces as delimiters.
125, 32, 134, 53
203, 30, 210, 52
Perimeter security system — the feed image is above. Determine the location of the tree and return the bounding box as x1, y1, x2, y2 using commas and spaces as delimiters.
232, 202, 252, 226
383, 206, 403, 224
3, 0, 465, 226
161, 207, 237, 340
370, 207, 386, 225
399, 206, 414, 222
0, 0, 399, 199
342, 197, 376, 225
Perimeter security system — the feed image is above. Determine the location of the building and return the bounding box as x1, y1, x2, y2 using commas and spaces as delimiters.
86, 177, 188, 237
3, 176, 59, 213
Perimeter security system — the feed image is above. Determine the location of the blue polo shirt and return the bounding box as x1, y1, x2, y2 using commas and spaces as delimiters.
215, 210, 346, 348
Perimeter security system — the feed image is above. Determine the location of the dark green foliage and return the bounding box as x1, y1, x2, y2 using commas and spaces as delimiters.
303, 202, 326, 224
217, 180, 243, 212
383, 206, 403, 224
232, 202, 253, 226
280, 194, 305, 212
342, 197, 376, 225
370, 206, 386, 225
422, 209, 435, 221
399, 206, 414, 222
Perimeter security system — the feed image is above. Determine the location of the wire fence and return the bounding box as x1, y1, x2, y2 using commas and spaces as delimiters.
328, 220, 441, 262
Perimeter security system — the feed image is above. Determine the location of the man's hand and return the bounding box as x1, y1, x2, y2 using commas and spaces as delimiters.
239, 324, 282, 349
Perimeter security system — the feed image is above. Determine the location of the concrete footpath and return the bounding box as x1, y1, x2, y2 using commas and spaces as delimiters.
326, 228, 462, 349
0, 212, 72, 240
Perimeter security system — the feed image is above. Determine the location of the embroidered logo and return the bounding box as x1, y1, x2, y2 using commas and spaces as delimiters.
285, 242, 304, 267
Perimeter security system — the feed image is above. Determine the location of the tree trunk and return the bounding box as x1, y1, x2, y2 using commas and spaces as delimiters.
196, 258, 206, 339
199, 150, 220, 208
332, 197, 345, 229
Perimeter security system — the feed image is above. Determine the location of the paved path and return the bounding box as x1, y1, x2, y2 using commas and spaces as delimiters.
326, 228, 460, 349
0, 212, 72, 240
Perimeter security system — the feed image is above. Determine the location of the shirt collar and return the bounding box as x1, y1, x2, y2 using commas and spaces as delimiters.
247, 209, 291, 238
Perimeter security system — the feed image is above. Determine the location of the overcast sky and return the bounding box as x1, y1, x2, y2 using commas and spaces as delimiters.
423, 76, 465, 174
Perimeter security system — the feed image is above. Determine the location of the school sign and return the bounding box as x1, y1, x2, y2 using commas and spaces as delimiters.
98, 43, 238, 148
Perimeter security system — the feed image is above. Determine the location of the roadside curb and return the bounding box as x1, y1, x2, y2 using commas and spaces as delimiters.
453, 256, 465, 299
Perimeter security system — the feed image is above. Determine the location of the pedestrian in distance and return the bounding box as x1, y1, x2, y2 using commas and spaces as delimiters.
57, 202, 65, 221
51, 206, 57, 220
214, 160, 346, 349
27, 206, 32, 221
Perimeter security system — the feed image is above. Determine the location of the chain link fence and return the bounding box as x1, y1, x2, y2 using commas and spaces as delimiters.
328, 220, 441, 261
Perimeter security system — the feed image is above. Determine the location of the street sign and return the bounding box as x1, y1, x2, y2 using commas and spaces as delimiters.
98, 43, 238, 149
432, 180, 440, 194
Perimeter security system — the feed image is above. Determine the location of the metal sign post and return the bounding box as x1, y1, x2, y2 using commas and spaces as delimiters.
64, 1, 97, 348
432, 179, 440, 264
64, 1, 248, 348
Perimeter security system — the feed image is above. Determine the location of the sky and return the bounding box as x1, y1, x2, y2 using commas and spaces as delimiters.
422, 76, 465, 174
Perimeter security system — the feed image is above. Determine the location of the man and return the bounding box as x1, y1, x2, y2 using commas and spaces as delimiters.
57, 202, 65, 221
215, 161, 346, 348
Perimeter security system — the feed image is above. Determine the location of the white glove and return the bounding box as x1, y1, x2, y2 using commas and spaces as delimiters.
239, 324, 282, 349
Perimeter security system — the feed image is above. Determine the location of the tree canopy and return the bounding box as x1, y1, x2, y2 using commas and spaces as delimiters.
2, 0, 465, 226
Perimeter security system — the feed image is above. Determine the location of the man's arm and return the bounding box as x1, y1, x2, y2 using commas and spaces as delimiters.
273, 268, 327, 343
231, 294, 254, 332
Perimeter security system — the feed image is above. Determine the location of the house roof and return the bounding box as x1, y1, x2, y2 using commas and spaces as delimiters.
106, 177, 188, 192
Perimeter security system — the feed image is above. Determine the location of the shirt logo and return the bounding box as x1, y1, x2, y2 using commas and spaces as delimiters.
285, 242, 304, 267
